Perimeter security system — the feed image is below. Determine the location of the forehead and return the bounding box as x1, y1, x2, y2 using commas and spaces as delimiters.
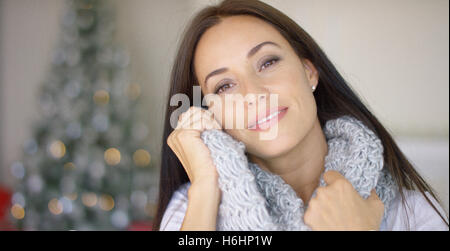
194, 15, 289, 82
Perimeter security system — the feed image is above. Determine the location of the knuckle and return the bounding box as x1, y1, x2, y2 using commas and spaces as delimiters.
334, 178, 345, 185
308, 197, 318, 208
176, 129, 190, 139
180, 129, 199, 140
204, 109, 214, 117
167, 133, 174, 144
315, 187, 325, 197
336, 178, 351, 190
170, 129, 186, 141
179, 110, 188, 119
167, 133, 178, 148
304, 206, 318, 226
189, 106, 200, 114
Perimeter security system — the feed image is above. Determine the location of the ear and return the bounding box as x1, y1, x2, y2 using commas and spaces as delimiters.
302, 59, 319, 88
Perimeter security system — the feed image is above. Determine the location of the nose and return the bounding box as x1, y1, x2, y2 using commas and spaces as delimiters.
245, 88, 270, 109
244, 85, 270, 129
247, 93, 267, 107
240, 78, 269, 106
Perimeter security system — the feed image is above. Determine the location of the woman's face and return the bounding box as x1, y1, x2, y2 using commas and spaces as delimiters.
194, 15, 319, 159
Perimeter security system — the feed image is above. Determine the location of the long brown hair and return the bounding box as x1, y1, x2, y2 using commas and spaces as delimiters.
153, 0, 448, 230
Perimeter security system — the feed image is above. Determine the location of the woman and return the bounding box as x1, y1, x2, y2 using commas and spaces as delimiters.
153, 0, 448, 231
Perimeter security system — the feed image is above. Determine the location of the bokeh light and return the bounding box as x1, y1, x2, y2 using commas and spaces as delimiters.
48, 140, 66, 159
48, 198, 63, 215
99, 194, 115, 211
104, 148, 121, 166
93, 89, 110, 105
65, 193, 78, 201
81, 192, 98, 207
133, 149, 151, 167
11, 204, 25, 220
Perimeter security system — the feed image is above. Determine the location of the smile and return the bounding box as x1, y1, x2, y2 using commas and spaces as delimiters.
248, 107, 288, 131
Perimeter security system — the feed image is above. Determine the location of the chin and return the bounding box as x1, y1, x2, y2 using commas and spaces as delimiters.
245, 132, 297, 159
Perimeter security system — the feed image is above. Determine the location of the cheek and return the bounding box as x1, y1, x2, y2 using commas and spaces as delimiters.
209, 97, 249, 129
284, 72, 317, 144
281, 66, 315, 110
205, 95, 228, 126
208, 99, 239, 129
209, 105, 223, 125
283, 66, 309, 93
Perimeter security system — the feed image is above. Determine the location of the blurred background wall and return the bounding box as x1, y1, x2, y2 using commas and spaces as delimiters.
1, 0, 448, 214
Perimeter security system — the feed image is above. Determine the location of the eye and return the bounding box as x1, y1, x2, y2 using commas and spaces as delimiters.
214, 82, 234, 94
259, 57, 280, 72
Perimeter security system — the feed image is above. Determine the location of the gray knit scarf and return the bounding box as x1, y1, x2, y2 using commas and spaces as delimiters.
200, 115, 398, 230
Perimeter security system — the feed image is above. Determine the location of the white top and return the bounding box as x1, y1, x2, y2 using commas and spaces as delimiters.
160, 182, 449, 231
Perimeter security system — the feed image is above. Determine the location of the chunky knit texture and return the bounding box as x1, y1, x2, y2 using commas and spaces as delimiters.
200, 115, 398, 231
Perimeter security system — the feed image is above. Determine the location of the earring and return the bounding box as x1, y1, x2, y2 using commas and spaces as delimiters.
312, 85, 316, 92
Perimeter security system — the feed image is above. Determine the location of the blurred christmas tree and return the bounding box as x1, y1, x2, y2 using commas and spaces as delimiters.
9, 0, 157, 230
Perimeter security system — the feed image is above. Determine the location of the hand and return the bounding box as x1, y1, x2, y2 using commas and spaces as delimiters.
304, 170, 385, 231
167, 106, 222, 186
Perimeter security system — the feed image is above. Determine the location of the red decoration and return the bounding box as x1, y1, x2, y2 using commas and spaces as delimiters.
0, 186, 15, 230
0, 187, 12, 219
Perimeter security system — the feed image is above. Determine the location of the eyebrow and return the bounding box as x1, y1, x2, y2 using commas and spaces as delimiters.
203, 41, 280, 87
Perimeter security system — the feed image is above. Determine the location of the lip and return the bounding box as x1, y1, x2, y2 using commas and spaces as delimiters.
248, 106, 288, 131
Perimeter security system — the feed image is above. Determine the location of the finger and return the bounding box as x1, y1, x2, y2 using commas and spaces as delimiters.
323, 170, 345, 185
176, 110, 191, 129
181, 107, 211, 125
188, 108, 221, 130
206, 111, 222, 130
180, 111, 220, 131
177, 107, 202, 129
211, 118, 222, 130
203, 109, 215, 120
178, 107, 198, 124
185, 117, 215, 131
367, 189, 381, 202
203, 109, 222, 130
178, 108, 205, 129
200, 115, 221, 130
176, 111, 192, 130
